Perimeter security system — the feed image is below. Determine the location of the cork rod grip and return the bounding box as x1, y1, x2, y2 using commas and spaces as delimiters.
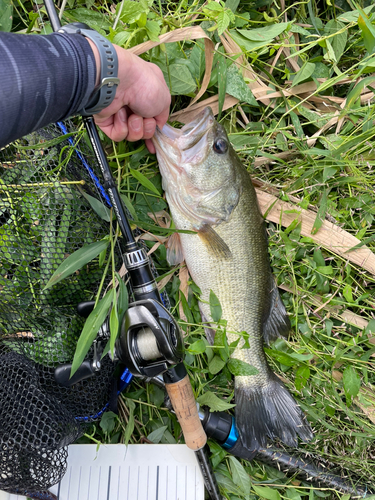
165, 375, 207, 450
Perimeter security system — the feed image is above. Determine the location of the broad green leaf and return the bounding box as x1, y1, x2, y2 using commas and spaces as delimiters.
238, 22, 289, 41
343, 366, 361, 406
315, 265, 333, 275
228, 456, 251, 495
81, 191, 112, 222
343, 283, 354, 303
295, 365, 310, 391
0, 0, 13, 32
209, 290, 222, 322
214, 327, 229, 361
208, 354, 226, 374
217, 53, 227, 119
161, 64, 197, 95
230, 30, 273, 52
64, 9, 111, 32
188, 339, 206, 354
323, 166, 337, 182
285, 488, 302, 500
205, 1, 224, 12
313, 248, 326, 267
129, 167, 161, 195
226, 65, 257, 106
289, 24, 311, 36
147, 425, 168, 443
180, 291, 194, 324
216, 472, 241, 496
264, 348, 295, 367
100, 411, 118, 434
196, 391, 236, 411
217, 10, 231, 35
292, 62, 315, 87
338, 5, 374, 23
324, 20, 347, 64
71, 292, 113, 376
146, 20, 160, 42
253, 485, 281, 500
190, 40, 206, 80
227, 358, 259, 376
112, 31, 131, 46
119, 0, 146, 24
44, 240, 109, 290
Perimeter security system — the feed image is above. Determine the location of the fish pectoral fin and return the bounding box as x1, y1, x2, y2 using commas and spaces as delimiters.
166, 232, 185, 265
197, 223, 232, 259
263, 278, 291, 344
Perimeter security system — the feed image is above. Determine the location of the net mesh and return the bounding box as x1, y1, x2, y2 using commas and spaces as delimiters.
0, 121, 120, 494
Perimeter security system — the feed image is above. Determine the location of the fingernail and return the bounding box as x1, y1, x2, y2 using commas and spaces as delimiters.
119, 108, 127, 122
145, 123, 154, 134
131, 117, 142, 132
118, 108, 127, 122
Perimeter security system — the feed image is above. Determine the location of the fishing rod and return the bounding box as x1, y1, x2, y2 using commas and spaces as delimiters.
42, 2, 222, 499
149, 376, 374, 497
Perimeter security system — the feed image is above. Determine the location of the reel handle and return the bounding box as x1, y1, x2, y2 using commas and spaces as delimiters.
163, 363, 207, 451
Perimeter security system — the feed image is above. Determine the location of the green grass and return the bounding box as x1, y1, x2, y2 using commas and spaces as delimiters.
7, 0, 375, 497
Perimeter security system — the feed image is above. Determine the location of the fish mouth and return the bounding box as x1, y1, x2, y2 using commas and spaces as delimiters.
154, 107, 215, 153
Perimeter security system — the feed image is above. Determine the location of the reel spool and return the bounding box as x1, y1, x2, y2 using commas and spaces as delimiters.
116, 299, 184, 377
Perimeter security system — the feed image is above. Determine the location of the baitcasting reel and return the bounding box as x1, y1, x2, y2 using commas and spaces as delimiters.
115, 299, 184, 377
54, 298, 184, 386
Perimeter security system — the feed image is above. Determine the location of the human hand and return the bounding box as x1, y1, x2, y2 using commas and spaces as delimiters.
87, 41, 171, 153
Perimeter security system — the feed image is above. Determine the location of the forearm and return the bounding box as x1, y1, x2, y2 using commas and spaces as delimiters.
0, 32, 97, 148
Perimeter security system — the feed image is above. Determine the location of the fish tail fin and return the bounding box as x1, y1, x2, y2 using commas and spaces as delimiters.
235, 373, 313, 451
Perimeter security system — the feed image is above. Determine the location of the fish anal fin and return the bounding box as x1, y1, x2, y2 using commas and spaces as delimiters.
263, 279, 291, 344
167, 232, 184, 265
197, 223, 231, 259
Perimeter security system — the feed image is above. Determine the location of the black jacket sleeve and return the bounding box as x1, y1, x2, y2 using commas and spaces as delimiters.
0, 32, 97, 148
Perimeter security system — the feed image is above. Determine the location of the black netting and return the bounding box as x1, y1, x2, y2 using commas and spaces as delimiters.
0, 121, 122, 494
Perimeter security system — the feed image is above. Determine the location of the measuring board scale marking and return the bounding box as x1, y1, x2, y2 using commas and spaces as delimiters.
0, 444, 204, 500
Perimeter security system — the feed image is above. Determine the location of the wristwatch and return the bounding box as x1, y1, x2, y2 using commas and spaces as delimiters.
58, 22, 120, 116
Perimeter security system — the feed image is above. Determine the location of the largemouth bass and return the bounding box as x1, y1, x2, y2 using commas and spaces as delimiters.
152, 107, 313, 451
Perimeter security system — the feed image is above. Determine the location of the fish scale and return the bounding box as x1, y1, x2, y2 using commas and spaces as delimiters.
153, 107, 313, 452
174, 166, 271, 379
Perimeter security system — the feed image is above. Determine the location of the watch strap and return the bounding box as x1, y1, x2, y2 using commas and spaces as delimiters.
58, 23, 120, 116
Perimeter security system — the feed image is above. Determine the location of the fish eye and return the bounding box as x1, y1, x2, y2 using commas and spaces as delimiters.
213, 138, 228, 154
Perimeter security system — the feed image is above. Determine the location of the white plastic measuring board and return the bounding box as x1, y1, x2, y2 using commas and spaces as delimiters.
0, 444, 205, 500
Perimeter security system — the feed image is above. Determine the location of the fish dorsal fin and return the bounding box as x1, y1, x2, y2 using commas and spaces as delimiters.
197, 223, 232, 259
166, 232, 185, 265
263, 278, 291, 344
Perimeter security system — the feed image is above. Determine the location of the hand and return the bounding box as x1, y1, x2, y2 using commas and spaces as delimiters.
87, 41, 171, 153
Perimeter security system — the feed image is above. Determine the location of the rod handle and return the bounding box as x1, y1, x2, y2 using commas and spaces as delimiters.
165, 373, 207, 450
